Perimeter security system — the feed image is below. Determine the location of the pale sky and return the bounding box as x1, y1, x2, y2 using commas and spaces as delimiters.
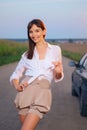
0, 0, 87, 39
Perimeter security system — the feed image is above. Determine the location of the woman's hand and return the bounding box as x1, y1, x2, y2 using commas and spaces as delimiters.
12, 79, 28, 92
52, 61, 63, 79
15, 84, 24, 92
19, 81, 28, 91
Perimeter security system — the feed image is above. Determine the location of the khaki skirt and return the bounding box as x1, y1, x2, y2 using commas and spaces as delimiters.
14, 76, 52, 118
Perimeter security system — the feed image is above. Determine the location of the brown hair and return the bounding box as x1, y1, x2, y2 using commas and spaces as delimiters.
27, 19, 46, 59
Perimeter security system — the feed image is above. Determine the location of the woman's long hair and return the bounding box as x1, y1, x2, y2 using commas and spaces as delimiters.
27, 19, 46, 59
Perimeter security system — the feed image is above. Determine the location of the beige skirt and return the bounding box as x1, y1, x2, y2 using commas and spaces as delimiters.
14, 76, 52, 118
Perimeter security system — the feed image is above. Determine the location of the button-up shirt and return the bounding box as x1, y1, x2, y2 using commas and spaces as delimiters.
10, 43, 64, 84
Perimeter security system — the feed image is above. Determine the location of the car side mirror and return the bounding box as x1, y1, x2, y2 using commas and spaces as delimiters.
69, 61, 80, 68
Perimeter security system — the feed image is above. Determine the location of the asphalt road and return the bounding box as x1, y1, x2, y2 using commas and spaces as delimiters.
0, 57, 87, 130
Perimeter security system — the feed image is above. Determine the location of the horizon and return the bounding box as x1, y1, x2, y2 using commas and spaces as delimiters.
0, 38, 87, 40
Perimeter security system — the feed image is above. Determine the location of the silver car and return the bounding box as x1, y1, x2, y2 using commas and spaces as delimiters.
69, 53, 87, 116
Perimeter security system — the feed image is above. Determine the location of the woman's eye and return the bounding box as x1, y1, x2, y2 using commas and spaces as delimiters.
29, 31, 33, 34
35, 29, 39, 32
29, 29, 40, 34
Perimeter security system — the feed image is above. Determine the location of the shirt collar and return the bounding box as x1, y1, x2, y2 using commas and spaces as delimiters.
47, 42, 52, 49
34, 42, 52, 59
34, 42, 52, 50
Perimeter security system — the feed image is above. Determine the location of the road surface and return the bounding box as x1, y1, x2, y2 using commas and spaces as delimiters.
0, 57, 87, 130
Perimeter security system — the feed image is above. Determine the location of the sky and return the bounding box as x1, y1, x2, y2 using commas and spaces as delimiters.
0, 0, 87, 39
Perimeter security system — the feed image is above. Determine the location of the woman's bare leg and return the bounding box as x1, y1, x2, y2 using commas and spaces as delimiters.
20, 113, 40, 130
19, 115, 26, 124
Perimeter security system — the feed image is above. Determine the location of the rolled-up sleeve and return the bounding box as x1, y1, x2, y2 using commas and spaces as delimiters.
10, 57, 26, 83
54, 46, 64, 82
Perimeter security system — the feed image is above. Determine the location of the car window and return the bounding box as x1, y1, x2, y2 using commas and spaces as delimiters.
83, 57, 87, 70
79, 53, 87, 67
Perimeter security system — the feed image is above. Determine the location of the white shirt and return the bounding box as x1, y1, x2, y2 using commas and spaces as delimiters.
10, 43, 64, 84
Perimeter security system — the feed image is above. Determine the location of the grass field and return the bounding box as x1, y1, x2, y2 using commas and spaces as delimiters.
59, 42, 87, 61
0, 39, 28, 65
0, 39, 87, 66
59, 43, 87, 55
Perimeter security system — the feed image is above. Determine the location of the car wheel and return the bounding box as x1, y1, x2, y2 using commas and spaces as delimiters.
72, 84, 78, 96
80, 94, 87, 116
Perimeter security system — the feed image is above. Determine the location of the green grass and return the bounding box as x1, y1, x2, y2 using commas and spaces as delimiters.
0, 39, 28, 66
62, 50, 82, 62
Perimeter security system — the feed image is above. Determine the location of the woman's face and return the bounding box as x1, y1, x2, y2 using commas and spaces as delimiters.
29, 24, 46, 43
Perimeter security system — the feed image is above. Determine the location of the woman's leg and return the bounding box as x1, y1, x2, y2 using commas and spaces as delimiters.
19, 114, 26, 124
20, 113, 40, 130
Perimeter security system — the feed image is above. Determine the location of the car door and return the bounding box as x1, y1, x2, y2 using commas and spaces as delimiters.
73, 69, 83, 96
73, 53, 87, 96
79, 54, 87, 116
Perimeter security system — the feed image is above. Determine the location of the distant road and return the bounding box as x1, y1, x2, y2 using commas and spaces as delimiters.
0, 57, 87, 130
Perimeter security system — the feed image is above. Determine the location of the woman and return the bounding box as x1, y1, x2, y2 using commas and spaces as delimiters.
10, 19, 64, 130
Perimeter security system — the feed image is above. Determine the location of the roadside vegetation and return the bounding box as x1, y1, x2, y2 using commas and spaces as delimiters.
0, 39, 28, 66
59, 43, 87, 62
0, 39, 87, 66
59, 43, 87, 61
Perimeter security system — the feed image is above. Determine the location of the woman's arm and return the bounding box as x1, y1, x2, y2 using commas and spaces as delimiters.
52, 61, 63, 79
52, 45, 64, 81
12, 79, 19, 90
12, 79, 28, 92
10, 54, 27, 91
10, 57, 26, 83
